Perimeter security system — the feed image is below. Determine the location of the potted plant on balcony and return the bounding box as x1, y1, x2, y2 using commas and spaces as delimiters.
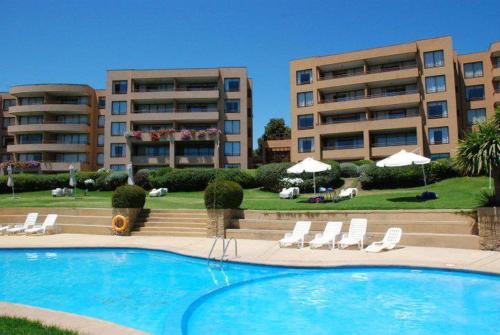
180, 129, 192, 140
150, 130, 161, 141
196, 130, 207, 138
207, 128, 221, 137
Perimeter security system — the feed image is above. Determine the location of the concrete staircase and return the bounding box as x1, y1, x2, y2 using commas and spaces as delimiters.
226, 210, 480, 249
130, 209, 208, 237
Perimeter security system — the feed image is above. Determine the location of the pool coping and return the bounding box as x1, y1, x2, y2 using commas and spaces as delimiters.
0, 301, 148, 335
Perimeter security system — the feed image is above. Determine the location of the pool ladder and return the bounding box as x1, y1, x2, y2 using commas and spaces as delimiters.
207, 236, 238, 266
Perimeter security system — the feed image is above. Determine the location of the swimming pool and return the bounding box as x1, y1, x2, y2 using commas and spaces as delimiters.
0, 248, 498, 335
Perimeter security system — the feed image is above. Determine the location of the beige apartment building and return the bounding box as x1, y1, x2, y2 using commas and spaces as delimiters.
0, 67, 253, 172
290, 36, 500, 162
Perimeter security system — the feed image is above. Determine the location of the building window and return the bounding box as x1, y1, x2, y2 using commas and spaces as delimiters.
56, 134, 88, 144
427, 101, 448, 118
56, 115, 88, 124
110, 144, 126, 157
18, 134, 42, 144
98, 115, 105, 128
429, 127, 449, 145
424, 50, 444, 68
371, 131, 417, 147
97, 134, 105, 147
224, 141, 241, 156
464, 61, 483, 78
465, 85, 484, 101
134, 145, 169, 156
224, 120, 240, 134
135, 103, 173, 113
224, 164, 241, 169
98, 97, 106, 109
111, 122, 126, 136
111, 101, 127, 115
18, 116, 43, 125
97, 153, 104, 165
112, 80, 128, 94
2, 99, 16, 111
224, 99, 240, 113
224, 78, 240, 92
323, 136, 363, 150
18, 153, 42, 161
297, 114, 314, 129
430, 153, 450, 161
298, 137, 314, 153
19, 97, 44, 105
425, 75, 446, 93
110, 164, 126, 171
297, 92, 313, 107
296, 69, 312, 85
2, 117, 14, 129
55, 153, 87, 163
467, 108, 486, 126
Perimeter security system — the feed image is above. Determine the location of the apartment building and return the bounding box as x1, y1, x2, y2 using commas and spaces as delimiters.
0, 67, 253, 172
289, 36, 500, 162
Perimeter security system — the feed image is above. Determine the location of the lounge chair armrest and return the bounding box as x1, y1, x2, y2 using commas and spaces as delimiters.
314, 232, 323, 239
341, 232, 348, 239
283, 232, 292, 239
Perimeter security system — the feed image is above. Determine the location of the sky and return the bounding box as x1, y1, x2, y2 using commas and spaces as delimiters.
1, 0, 499, 147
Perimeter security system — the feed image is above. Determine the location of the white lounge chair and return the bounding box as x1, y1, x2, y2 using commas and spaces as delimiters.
279, 187, 299, 199
149, 188, 168, 197
279, 221, 311, 248
52, 188, 64, 197
5, 213, 39, 234
25, 214, 58, 235
365, 227, 402, 253
338, 218, 367, 250
309, 221, 342, 249
339, 188, 357, 199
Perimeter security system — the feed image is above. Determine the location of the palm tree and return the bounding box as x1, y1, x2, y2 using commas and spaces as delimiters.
456, 110, 500, 206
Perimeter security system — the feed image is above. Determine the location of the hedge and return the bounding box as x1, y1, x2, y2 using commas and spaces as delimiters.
204, 179, 243, 209
112, 185, 146, 208
255, 161, 342, 193
339, 162, 359, 178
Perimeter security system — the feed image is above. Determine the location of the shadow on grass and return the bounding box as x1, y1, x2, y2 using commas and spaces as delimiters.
387, 196, 434, 203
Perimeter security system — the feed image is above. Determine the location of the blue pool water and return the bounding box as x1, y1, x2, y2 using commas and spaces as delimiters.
0, 248, 498, 335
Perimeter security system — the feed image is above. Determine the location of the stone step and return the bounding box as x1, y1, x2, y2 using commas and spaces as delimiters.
230, 219, 475, 234
225, 229, 480, 249
130, 230, 207, 237
134, 226, 207, 233
136, 221, 207, 228
137, 217, 208, 224
141, 209, 207, 215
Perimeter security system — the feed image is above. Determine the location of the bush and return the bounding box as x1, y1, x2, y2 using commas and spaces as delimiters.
204, 179, 243, 209
0, 173, 69, 193
134, 169, 152, 190
430, 158, 460, 180
357, 163, 373, 177
339, 162, 359, 178
352, 159, 373, 166
101, 172, 128, 191
112, 185, 146, 208
76, 171, 101, 190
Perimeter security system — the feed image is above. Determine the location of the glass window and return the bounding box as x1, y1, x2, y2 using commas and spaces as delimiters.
296, 69, 312, 85
224, 164, 241, 169
98, 97, 106, 109
424, 50, 444, 68
19, 97, 44, 105
427, 101, 448, 118
425, 75, 446, 93
110, 164, 126, 171
177, 143, 214, 156
55, 96, 89, 105
56, 134, 88, 144
2, 99, 16, 111
97, 153, 104, 165
224, 99, 240, 113
97, 134, 105, 146
297, 92, 314, 107
56, 115, 88, 124
298, 137, 314, 153
55, 153, 87, 163
110, 144, 126, 157
134, 145, 169, 156
224, 78, 240, 92
465, 85, 484, 101
112, 80, 128, 94
135, 103, 173, 113
18, 134, 42, 144
297, 114, 314, 129
224, 141, 241, 156
371, 132, 417, 147
18, 153, 42, 161
467, 108, 486, 125
224, 120, 240, 134
111, 122, 126, 136
111, 101, 127, 115
464, 62, 483, 78
429, 127, 449, 145
18, 116, 43, 125
2, 117, 14, 128
97, 115, 105, 128
430, 153, 450, 161
323, 136, 363, 149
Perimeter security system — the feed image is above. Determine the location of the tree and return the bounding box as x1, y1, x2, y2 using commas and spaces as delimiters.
262, 118, 290, 140
456, 109, 500, 206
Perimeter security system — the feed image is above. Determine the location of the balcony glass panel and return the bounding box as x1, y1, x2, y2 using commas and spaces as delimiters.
371, 131, 416, 147
56, 134, 88, 144
135, 103, 173, 113
18, 153, 42, 161
55, 153, 87, 162
133, 82, 174, 92
177, 142, 214, 156
18, 134, 42, 144
134, 145, 169, 156
323, 113, 366, 124
134, 124, 173, 131
54, 96, 89, 105
56, 115, 89, 124
19, 116, 43, 125
19, 97, 44, 105
323, 136, 363, 150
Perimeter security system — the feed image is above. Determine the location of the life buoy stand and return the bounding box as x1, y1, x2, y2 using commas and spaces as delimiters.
112, 215, 129, 233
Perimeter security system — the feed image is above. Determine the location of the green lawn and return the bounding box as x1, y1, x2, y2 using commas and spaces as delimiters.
0, 316, 78, 335
0, 177, 489, 210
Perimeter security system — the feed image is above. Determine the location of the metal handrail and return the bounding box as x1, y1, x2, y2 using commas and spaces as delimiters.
207, 236, 238, 266
207, 236, 224, 264
222, 237, 238, 264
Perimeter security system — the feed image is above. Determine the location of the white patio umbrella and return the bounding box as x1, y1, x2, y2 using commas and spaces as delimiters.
127, 163, 134, 185
69, 164, 77, 197
7, 165, 14, 199
376, 149, 431, 186
287, 157, 331, 195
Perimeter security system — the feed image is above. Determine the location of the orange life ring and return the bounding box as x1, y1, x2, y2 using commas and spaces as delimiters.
112, 215, 129, 233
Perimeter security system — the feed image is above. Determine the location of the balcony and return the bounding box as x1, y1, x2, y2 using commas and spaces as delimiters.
371, 144, 419, 158
130, 87, 219, 101
9, 84, 92, 97
130, 108, 219, 122
318, 64, 418, 89
127, 131, 219, 143
492, 65, 500, 80
8, 122, 88, 134
9, 104, 91, 115
132, 155, 170, 166
7, 142, 88, 153
494, 88, 500, 103
319, 114, 421, 133
175, 155, 214, 166
322, 147, 366, 160
317, 90, 420, 113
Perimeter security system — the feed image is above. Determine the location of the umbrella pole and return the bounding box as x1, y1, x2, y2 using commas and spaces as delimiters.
421, 164, 427, 187
313, 172, 316, 196
12, 185, 15, 199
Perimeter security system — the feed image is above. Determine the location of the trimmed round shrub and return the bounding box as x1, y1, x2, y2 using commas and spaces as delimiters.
352, 159, 373, 166
204, 179, 243, 209
112, 185, 146, 208
357, 163, 373, 177
101, 172, 128, 191
255, 162, 294, 192
339, 162, 359, 178
134, 169, 152, 190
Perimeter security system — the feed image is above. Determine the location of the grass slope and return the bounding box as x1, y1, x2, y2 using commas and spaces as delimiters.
0, 177, 488, 210
0, 316, 78, 335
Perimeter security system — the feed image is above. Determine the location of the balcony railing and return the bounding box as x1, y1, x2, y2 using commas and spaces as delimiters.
371, 141, 417, 147
133, 86, 218, 92
17, 120, 90, 126
133, 107, 218, 113
319, 64, 417, 81
323, 144, 364, 150
264, 134, 291, 141
319, 89, 418, 104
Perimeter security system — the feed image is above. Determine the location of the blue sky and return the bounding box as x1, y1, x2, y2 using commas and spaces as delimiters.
1, 0, 499, 146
